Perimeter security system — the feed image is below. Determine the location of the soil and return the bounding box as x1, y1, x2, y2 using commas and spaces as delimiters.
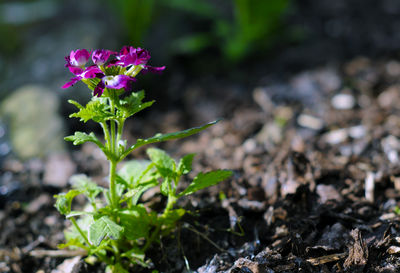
2, 56, 400, 273
2, 1, 400, 272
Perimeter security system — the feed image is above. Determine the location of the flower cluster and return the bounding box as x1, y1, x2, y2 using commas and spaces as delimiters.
62, 46, 165, 97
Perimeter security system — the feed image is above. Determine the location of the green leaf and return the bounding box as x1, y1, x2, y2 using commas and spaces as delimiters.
64, 215, 93, 247
69, 99, 114, 123
179, 170, 233, 197
123, 179, 158, 205
118, 160, 155, 186
54, 189, 81, 215
178, 153, 196, 175
117, 90, 155, 118
58, 238, 88, 251
66, 211, 94, 218
160, 208, 186, 226
147, 148, 176, 178
70, 174, 103, 203
160, 177, 171, 196
119, 205, 155, 240
122, 120, 219, 158
64, 132, 103, 147
88, 216, 124, 246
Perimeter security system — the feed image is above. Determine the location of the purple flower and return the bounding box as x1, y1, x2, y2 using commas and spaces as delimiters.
94, 75, 136, 97
112, 46, 151, 67
92, 49, 114, 66
65, 49, 90, 68
62, 46, 164, 95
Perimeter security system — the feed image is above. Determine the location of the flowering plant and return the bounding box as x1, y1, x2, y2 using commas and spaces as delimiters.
55, 46, 232, 272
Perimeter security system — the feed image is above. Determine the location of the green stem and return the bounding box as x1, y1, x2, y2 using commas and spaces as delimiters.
116, 119, 125, 161
101, 122, 111, 151
109, 159, 118, 209
70, 217, 91, 247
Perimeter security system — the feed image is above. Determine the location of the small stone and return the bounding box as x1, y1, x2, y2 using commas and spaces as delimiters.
316, 184, 343, 204
388, 246, 400, 254
323, 129, 348, 145
297, 114, 324, 130
348, 125, 366, 139
331, 93, 355, 109
51, 256, 81, 273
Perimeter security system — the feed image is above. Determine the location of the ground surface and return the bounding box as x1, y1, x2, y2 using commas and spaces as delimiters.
1, 56, 400, 272
2, 1, 400, 272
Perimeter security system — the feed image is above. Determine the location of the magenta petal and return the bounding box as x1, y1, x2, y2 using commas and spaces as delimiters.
62, 76, 82, 89
104, 75, 135, 90
70, 49, 90, 66
142, 65, 166, 74
92, 49, 113, 65
94, 81, 105, 97
68, 66, 84, 75
82, 66, 104, 79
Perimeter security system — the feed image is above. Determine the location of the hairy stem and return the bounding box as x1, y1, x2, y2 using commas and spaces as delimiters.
109, 159, 118, 209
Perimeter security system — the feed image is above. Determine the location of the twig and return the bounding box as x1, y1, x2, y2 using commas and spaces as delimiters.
29, 249, 87, 258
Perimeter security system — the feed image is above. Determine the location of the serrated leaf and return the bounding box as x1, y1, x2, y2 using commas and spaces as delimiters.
178, 153, 196, 175
123, 179, 158, 205
147, 148, 176, 178
179, 170, 233, 197
118, 160, 154, 186
64, 215, 93, 246
117, 90, 154, 118
70, 99, 114, 123
122, 120, 219, 158
64, 132, 102, 147
54, 189, 81, 215
119, 205, 155, 240
70, 174, 103, 203
88, 216, 123, 246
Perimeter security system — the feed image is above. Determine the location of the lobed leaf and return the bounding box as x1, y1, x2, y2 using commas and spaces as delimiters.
179, 170, 233, 197
117, 90, 155, 118
147, 148, 176, 178
88, 216, 123, 246
54, 189, 81, 215
123, 179, 158, 205
118, 205, 156, 240
70, 99, 114, 123
64, 132, 103, 147
178, 153, 196, 175
118, 160, 154, 186
70, 174, 103, 203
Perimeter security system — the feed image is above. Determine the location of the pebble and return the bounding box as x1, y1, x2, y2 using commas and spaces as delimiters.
50, 256, 81, 273
323, 128, 348, 145
348, 125, 366, 139
297, 114, 324, 130
331, 93, 355, 109
316, 184, 343, 204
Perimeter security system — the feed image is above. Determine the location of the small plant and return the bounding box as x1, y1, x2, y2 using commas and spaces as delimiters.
55, 46, 232, 272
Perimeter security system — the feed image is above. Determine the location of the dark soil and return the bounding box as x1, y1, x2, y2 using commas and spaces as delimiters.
2, 56, 400, 273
